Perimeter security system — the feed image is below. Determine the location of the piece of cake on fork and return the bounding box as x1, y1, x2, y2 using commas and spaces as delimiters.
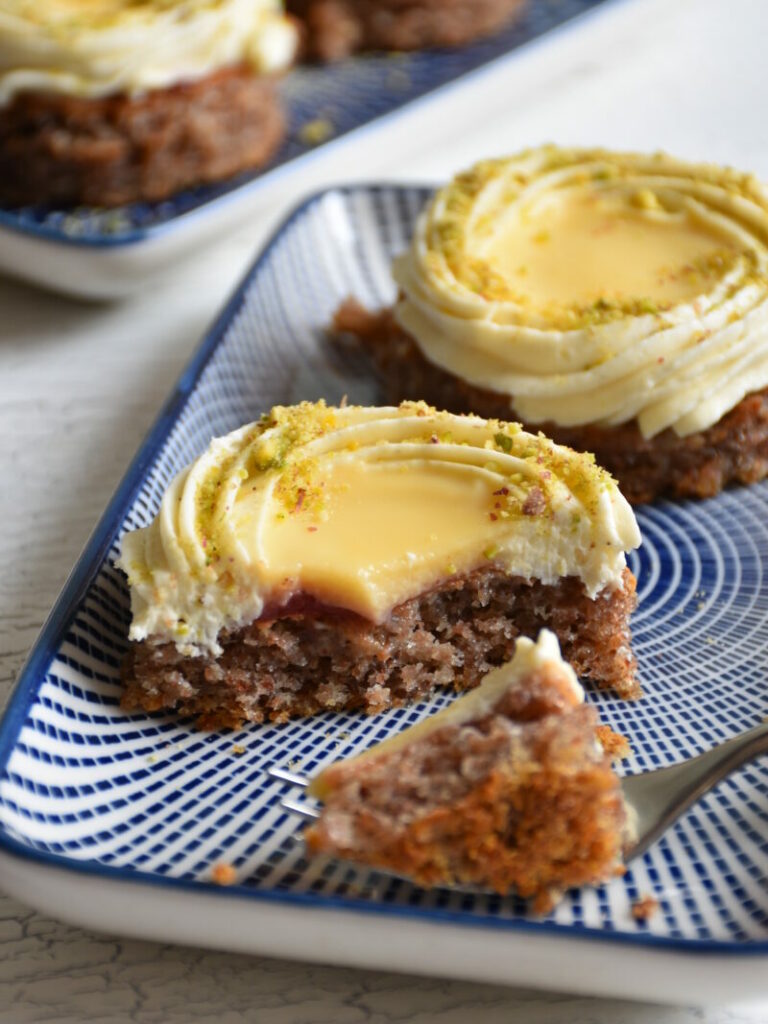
305, 630, 631, 911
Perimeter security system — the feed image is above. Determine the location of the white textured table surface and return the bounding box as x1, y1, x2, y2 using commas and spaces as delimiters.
2, 0, 768, 1019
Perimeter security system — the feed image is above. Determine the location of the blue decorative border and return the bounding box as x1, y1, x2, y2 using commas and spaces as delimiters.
0, 184, 766, 957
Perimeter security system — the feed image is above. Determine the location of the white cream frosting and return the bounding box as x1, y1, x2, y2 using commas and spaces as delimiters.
118, 401, 640, 657
394, 147, 768, 439
0, 0, 297, 104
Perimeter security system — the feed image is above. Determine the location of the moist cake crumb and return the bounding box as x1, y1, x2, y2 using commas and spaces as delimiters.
121, 566, 638, 729
596, 724, 632, 761
211, 863, 237, 886
631, 895, 660, 921
0, 66, 286, 208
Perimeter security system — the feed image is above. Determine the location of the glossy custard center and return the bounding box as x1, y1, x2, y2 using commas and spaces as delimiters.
252, 458, 500, 620
481, 187, 734, 309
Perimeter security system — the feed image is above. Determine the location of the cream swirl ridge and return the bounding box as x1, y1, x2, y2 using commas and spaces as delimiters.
394, 147, 768, 438
0, 0, 297, 104
118, 401, 640, 657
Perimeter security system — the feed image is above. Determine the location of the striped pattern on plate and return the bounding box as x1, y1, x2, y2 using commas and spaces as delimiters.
0, 185, 766, 950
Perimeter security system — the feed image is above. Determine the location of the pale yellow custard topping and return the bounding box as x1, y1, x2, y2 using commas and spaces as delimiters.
118, 402, 640, 657
484, 188, 733, 310
394, 147, 768, 438
0, 0, 297, 105
257, 457, 504, 622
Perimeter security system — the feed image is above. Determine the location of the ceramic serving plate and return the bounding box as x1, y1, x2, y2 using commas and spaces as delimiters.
1, 185, 767, 1005
0, 0, 611, 299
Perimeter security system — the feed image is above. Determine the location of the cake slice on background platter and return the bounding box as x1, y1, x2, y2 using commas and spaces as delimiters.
288, 0, 528, 62
118, 400, 640, 728
0, 0, 298, 207
337, 146, 768, 504
306, 629, 631, 912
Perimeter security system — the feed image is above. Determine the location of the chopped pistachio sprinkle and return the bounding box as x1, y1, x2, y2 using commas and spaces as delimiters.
299, 119, 334, 146
191, 400, 614, 543
428, 146, 767, 330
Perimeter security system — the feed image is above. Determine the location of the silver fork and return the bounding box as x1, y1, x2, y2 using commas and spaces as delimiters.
620, 719, 768, 861
267, 720, 768, 864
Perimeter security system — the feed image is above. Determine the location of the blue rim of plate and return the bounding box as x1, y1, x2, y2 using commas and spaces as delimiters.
0, 183, 766, 957
0, 0, 619, 249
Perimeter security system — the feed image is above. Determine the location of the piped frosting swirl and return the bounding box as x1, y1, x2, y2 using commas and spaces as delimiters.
394, 147, 768, 439
0, 0, 297, 105
118, 402, 640, 657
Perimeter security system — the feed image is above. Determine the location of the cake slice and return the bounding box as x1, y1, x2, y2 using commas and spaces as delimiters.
0, 0, 298, 207
336, 146, 768, 504
289, 0, 527, 62
305, 630, 630, 910
118, 400, 641, 728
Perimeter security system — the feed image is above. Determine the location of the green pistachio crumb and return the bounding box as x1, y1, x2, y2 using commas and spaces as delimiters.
631, 188, 660, 210
299, 119, 334, 146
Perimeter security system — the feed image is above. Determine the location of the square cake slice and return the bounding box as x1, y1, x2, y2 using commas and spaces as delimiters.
0, 1, 298, 207
306, 630, 630, 910
335, 146, 768, 504
118, 401, 641, 728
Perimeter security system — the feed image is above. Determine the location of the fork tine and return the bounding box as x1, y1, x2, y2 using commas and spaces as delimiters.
267, 766, 311, 787
282, 795, 321, 820
622, 719, 768, 863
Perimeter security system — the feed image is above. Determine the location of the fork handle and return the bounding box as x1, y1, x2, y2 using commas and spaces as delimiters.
623, 719, 768, 863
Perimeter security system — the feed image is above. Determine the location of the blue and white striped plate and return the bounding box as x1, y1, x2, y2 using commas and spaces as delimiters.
1, 185, 766, 1003
0, 0, 608, 248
